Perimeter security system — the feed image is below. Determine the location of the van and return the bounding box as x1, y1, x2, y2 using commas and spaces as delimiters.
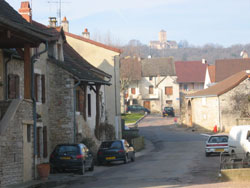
228, 125, 250, 157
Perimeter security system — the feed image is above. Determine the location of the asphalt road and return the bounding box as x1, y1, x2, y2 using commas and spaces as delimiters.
68, 114, 222, 188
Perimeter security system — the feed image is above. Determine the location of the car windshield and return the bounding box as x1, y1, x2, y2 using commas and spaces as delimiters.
56, 145, 79, 155
100, 141, 122, 149
208, 136, 228, 143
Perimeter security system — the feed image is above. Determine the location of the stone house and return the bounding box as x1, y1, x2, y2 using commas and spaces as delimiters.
185, 70, 250, 132
63, 24, 122, 139
120, 57, 179, 114
0, 1, 50, 186
0, 1, 111, 187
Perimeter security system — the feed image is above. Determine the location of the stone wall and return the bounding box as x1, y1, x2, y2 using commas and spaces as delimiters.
0, 100, 33, 187
46, 61, 75, 151
219, 78, 250, 132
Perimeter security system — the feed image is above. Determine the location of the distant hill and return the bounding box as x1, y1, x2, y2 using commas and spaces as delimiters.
120, 41, 250, 64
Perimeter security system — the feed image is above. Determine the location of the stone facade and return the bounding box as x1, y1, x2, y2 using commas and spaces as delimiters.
187, 78, 250, 132
0, 100, 33, 187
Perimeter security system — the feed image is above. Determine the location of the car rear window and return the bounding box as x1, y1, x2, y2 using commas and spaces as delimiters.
164, 107, 173, 111
56, 145, 79, 155
208, 136, 228, 143
100, 141, 122, 149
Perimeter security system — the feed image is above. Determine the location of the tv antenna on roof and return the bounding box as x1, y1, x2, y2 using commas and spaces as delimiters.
48, 0, 70, 25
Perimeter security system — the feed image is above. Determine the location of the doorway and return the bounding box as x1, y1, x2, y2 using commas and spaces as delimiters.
143, 101, 151, 110
23, 124, 33, 181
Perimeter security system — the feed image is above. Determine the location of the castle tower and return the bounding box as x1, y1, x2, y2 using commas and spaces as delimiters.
159, 30, 167, 43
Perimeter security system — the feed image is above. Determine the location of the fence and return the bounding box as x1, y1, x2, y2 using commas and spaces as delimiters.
220, 152, 250, 170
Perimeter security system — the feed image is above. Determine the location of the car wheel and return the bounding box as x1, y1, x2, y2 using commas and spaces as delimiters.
80, 162, 85, 175
89, 161, 94, 171
124, 155, 129, 164
131, 153, 135, 162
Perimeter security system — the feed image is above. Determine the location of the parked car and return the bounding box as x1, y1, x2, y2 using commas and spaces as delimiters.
126, 105, 150, 114
205, 134, 229, 157
49, 143, 94, 174
162, 107, 175, 117
97, 139, 135, 165
228, 125, 250, 158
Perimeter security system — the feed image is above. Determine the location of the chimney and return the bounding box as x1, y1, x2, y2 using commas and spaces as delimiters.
82, 28, 90, 39
240, 51, 248, 59
202, 59, 207, 64
49, 17, 57, 28
61, 16, 69, 32
18, 1, 32, 23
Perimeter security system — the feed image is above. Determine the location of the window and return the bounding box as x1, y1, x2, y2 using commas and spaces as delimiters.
8, 74, 19, 99
131, 88, 136, 95
202, 97, 207, 106
184, 84, 188, 91
149, 86, 154, 94
57, 44, 62, 60
76, 89, 84, 114
35, 74, 45, 103
165, 87, 173, 95
88, 94, 91, 117
37, 127, 41, 158
132, 99, 138, 104
149, 77, 153, 81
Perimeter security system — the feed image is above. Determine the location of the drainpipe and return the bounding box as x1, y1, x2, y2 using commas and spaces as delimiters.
4, 54, 13, 100
31, 42, 48, 179
218, 96, 222, 132
73, 80, 81, 143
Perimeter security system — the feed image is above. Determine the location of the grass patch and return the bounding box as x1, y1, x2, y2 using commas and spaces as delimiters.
121, 113, 144, 124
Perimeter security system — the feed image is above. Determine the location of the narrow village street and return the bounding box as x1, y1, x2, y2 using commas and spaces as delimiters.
66, 114, 224, 188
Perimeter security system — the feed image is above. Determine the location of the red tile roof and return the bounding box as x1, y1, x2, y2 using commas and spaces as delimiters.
120, 57, 141, 81
175, 61, 207, 83
187, 70, 250, 97
65, 32, 121, 53
215, 58, 250, 82
208, 65, 215, 83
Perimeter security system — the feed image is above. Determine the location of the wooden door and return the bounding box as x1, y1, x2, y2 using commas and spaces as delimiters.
143, 101, 150, 110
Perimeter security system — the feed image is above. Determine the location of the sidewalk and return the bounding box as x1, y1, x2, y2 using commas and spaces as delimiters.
8, 139, 154, 188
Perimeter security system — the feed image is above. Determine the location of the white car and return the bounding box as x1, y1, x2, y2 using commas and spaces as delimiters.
205, 135, 229, 157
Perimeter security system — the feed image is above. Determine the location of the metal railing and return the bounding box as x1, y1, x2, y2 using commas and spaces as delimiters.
220, 152, 250, 170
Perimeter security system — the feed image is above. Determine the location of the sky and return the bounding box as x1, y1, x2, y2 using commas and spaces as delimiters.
5, 0, 250, 47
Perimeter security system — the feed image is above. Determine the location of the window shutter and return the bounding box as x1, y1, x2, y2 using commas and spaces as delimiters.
15, 75, 20, 98
37, 127, 41, 158
35, 74, 39, 101
79, 90, 84, 115
8, 74, 16, 99
43, 126, 48, 158
41, 75, 45, 103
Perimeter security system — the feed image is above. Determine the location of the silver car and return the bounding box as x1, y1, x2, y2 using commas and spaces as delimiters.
205, 135, 229, 157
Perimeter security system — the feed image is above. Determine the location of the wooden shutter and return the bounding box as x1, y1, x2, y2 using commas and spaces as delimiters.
131, 88, 135, 94
37, 127, 41, 158
79, 90, 84, 115
165, 87, 173, 95
15, 75, 20, 98
35, 74, 39, 101
88, 94, 91, 117
41, 75, 45, 103
149, 86, 153, 94
43, 126, 48, 158
8, 74, 16, 99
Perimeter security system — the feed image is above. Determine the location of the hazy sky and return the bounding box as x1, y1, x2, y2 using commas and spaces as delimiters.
5, 0, 250, 47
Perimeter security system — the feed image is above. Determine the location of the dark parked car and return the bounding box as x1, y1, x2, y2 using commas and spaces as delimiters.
162, 107, 175, 117
49, 144, 94, 174
126, 105, 150, 114
97, 140, 135, 165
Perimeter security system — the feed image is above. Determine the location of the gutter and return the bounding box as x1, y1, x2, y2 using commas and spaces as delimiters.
31, 42, 48, 179
185, 94, 217, 99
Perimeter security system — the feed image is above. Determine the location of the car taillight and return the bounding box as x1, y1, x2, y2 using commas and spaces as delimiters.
76, 154, 84, 159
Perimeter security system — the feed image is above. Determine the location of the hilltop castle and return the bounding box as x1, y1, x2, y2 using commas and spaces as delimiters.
149, 30, 178, 49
